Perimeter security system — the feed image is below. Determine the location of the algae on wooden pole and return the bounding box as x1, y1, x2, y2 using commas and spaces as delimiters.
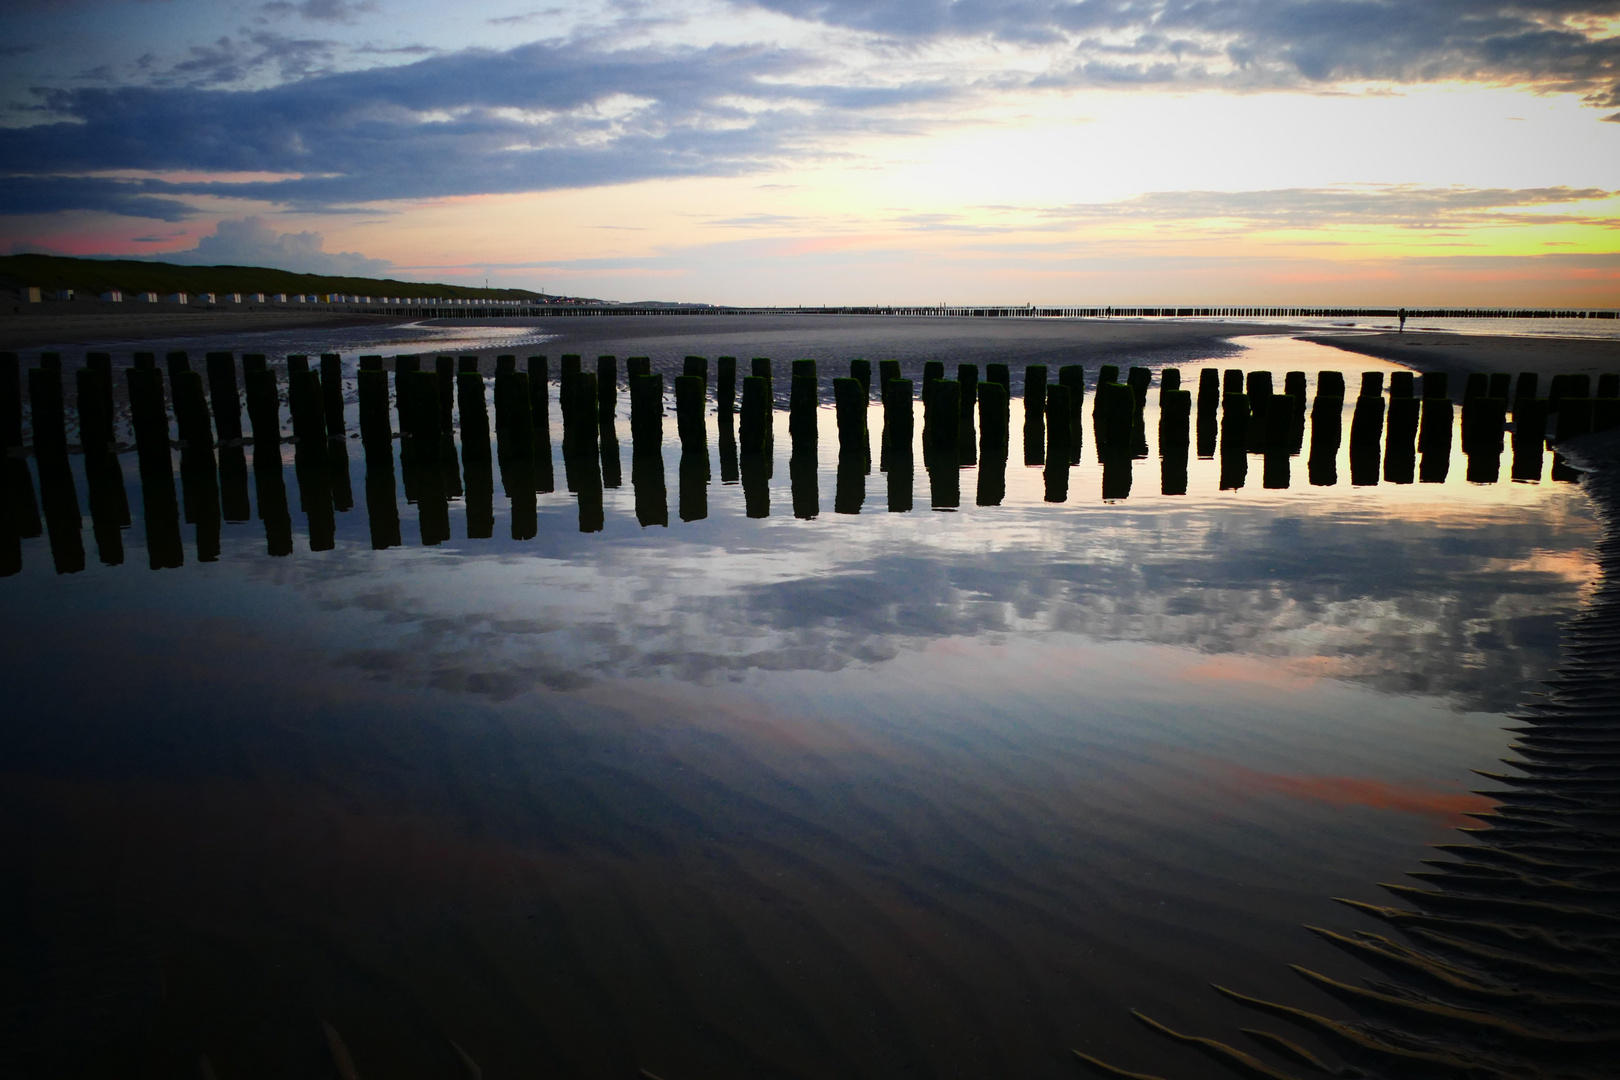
738, 375, 769, 454
1220, 392, 1250, 459
1158, 388, 1191, 448
683, 355, 708, 381
717, 356, 737, 410
851, 359, 872, 396
956, 363, 979, 415
626, 357, 651, 380
883, 378, 915, 454
790, 362, 818, 448
926, 379, 959, 449
1283, 371, 1307, 408
1043, 384, 1072, 468
1126, 366, 1151, 407
675, 374, 707, 454
597, 355, 618, 423
1023, 363, 1048, 414
879, 359, 901, 388
921, 361, 944, 405
319, 354, 345, 435
833, 376, 867, 457
1197, 368, 1220, 410
632, 373, 666, 455
1095, 382, 1134, 449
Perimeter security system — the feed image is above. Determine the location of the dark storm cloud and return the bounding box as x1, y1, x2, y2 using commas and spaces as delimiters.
753, 0, 1620, 105
0, 40, 946, 218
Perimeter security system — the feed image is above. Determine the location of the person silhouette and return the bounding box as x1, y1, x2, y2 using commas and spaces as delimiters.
1399, 307, 1407, 333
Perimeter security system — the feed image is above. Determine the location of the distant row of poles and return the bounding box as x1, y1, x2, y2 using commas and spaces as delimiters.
2, 350, 1615, 575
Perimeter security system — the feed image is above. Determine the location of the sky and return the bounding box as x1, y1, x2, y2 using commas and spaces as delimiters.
1, 0, 1618, 305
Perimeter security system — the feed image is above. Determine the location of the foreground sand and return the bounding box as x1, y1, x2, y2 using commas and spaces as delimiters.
1315, 331, 1620, 379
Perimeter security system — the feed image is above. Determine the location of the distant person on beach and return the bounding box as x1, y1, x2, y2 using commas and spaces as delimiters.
1399, 308, 1407, 332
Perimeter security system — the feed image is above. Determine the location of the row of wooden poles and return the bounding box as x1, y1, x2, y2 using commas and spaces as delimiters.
3, 350, 1615, 574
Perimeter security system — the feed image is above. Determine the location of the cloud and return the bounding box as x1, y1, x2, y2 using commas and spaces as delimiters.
150, 216, 393, 274
260, 0, 378, 23
1036, 184, 1620, 229
748, 0, 1620, 107
0, 39, 947, 217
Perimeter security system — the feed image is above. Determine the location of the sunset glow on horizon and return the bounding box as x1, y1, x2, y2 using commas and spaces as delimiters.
2, 1, 1617, 305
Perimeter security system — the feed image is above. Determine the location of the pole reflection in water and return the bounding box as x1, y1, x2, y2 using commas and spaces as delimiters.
1100, 448, 1133, 501
1308, 395, 1342, 488
835, 451, 865, 514
363, 438, 402, 550
679, 451, 708, 523
740, 451, 769, 518
790, 451, 819, 520
30, 366, 85, 575
1420, 398, 1453, 484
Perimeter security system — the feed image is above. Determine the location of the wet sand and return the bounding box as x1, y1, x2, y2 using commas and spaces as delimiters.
1315, 331, 1620, 379
0, 309, 396, 350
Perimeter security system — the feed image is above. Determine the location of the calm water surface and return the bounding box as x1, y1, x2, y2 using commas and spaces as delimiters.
0, 333, 1600, 1079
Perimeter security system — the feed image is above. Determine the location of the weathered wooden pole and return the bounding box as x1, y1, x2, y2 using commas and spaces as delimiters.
629, 371, 666, 457
833, 375, 866, 458
790, 359, 818, 450
738, 375, 769, 454
718, 356, 738, 411
1159, 387, 1191, 449
1095, 381, 1134, 450
675, 373, 707, 454
884, 377, 915, 455
851, 359, 872, 396
926, 379, 959, 449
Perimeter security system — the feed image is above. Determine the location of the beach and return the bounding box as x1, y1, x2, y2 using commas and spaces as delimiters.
0, 308, 397, 351
1315, 330, 1620, 378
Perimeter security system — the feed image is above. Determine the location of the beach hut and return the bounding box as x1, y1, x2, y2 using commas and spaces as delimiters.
100, 290, 122, 302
